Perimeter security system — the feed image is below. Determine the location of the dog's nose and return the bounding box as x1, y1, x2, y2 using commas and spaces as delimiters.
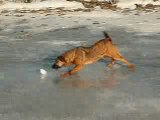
52, 64, 60, 69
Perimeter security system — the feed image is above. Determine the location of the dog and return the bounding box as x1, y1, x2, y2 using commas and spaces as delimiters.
52, 31, 134, 77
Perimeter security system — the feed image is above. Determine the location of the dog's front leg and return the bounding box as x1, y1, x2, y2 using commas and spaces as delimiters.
61, 64, 84, 78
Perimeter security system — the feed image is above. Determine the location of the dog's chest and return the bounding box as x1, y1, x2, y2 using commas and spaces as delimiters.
85, 61, 94, 64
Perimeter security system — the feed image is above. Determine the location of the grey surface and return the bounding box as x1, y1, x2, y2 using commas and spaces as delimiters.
0, 20, 160, 120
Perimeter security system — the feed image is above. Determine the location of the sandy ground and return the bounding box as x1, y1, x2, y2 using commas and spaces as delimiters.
0, 7, 160, 120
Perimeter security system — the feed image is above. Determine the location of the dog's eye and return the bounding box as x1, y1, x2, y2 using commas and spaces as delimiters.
58, 56, 65, 62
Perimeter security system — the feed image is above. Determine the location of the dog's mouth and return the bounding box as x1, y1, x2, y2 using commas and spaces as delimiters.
52, 64, 61, 69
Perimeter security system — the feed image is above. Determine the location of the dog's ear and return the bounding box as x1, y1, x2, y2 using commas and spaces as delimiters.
57, 56, 66, 62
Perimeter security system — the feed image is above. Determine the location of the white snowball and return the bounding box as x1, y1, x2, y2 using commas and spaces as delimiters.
40, 69, 47, 75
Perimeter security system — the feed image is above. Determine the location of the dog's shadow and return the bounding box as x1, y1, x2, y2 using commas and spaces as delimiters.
52, 70, 128, 89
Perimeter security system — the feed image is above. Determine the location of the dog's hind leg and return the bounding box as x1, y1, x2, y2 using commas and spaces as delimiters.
107, 58, 115, 68
61, 64, 84, 78
114, 56, 135, 69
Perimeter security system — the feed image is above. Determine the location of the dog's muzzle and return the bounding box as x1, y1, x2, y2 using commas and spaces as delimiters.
52, 64, 61, 69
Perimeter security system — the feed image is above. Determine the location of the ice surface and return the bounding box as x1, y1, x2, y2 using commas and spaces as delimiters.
0, 3, 160, 120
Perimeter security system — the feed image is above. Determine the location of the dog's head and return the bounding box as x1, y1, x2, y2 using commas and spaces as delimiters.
52, 56, 66, 69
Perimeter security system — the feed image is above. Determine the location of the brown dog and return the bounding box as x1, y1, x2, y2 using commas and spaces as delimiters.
52, 32, 134, 77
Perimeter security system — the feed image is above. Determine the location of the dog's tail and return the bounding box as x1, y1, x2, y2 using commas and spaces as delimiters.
103, 31, 110, 38
103, 31, 112, 42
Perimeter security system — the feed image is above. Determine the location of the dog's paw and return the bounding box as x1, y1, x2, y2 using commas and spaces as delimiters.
128, 64, 135, 70
107, 64, 113, 68
60, 72, 71, 78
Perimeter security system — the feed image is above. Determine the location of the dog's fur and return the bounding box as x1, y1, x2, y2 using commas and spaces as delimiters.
52, 32, 134, 77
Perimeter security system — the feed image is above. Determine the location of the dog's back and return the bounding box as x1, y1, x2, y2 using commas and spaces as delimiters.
62, 32, 120, 62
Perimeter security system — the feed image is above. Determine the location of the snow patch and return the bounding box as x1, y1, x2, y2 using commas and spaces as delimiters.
83, 0, 111, 1
0, 1, 85, 10
0, 0, 160, 10
117, 0, 160, 9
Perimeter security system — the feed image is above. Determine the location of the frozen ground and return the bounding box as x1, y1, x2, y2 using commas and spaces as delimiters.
0, 5, 160, 120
